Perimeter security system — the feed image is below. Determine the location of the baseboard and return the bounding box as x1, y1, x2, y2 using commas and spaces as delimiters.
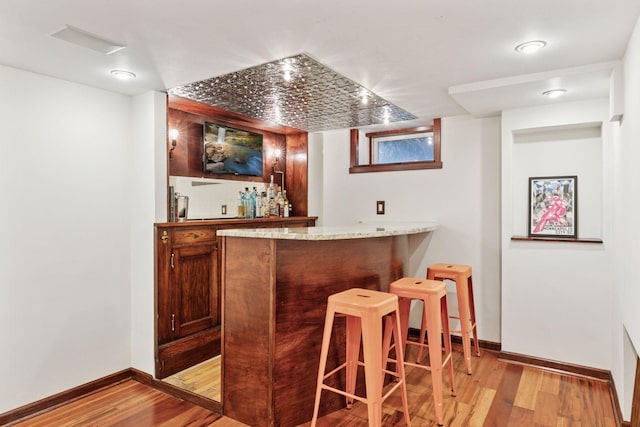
499, 350, 610, 380
0, 368, 221, 426
131, 368, 222, 413
607, 370, 631, 427
407, 327, 502, 352
0, 368, 134, 426
499, 351, 632, 427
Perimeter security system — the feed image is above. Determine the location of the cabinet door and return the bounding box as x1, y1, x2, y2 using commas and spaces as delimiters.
171, 242, 219, 339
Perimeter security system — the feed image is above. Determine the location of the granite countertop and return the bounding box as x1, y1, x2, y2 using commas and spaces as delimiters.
216, 221, 438, 240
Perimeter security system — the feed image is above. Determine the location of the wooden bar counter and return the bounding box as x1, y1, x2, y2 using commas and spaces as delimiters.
218, 223, 437, 427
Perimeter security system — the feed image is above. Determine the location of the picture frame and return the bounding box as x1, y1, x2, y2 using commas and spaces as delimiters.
203, 122, 263, 176
528, 175, 577, 238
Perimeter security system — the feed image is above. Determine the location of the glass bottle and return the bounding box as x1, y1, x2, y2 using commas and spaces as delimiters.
242, 187, 252, 219
268, 176, 277, 217
237, 190, 245, 218
283, 190, 290, 218
254, 187, 262, 218
261, 191, 269, 218
275, 191, 284, 218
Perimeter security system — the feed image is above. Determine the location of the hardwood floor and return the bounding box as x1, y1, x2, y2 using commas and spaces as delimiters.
163, 356, 221, 401
7, 345, 618, 426
297, 345, 617, 426
9, 380, 221, 427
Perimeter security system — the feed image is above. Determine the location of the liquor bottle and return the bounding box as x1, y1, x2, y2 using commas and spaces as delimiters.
283, 190, 290, 218
254, 187, 262, 218
261, 191, 269, 218
268, 176, 277, 217
244, 187, 255, 219
275, 191, 284, 218
237, 190, 245, 218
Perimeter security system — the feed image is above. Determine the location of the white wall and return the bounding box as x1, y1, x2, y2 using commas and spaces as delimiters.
0, 66, 133, 412
611, 14, 640, 420
501, 98, 613, 370
317, 115, 502, 342
129, 91, 167, 374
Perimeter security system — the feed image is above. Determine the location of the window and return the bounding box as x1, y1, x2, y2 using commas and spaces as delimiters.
349, 119, 442, 173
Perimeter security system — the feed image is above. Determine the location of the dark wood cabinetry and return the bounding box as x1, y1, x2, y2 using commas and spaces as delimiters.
155, 217, 316, 379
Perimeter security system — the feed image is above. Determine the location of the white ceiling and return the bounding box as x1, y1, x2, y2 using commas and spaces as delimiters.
1, 0, 639, 129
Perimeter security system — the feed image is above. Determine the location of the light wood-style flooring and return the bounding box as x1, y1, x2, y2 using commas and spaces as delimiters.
9, 345, 618, 426
163, 356, 221, 401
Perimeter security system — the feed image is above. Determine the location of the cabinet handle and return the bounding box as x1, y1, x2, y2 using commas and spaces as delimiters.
171, 314, 175, 332
170, 253, 175, 269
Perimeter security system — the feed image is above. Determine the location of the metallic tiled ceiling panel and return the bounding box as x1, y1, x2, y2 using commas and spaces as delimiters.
168, 53, 416, 132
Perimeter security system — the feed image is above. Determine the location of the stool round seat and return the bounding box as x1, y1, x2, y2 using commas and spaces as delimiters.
427, 263, 480, 375
311, 288, 411, 427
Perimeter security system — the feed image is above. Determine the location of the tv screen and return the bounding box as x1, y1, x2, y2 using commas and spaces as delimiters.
203, 122, 263, 176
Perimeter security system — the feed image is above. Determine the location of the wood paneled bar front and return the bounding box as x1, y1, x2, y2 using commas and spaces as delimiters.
218, 223, 437, 427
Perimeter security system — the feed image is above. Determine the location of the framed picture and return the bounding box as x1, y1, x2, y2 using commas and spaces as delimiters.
203, 122, 263, 176
528, 176, 577, 238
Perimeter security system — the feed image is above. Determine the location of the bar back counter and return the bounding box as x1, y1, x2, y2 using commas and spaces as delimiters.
218, 223, 437, 427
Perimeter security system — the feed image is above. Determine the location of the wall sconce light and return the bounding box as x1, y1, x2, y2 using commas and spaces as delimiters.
169, 129, 179, 159
272, 148, 285, 192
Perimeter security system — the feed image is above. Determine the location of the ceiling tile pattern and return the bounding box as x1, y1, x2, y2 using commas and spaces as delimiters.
169, 53, 416, 132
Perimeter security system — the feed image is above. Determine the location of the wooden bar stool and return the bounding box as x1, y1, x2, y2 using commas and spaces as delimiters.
426, 263, 480, 375
311, 288, 411, 427
384, 278, 456, 426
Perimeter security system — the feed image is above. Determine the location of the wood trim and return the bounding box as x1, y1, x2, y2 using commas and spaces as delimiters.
349, 128, 359, 169
511, 235, 603, 244
169, 95, 303, 135
499, 351, 632, 425
130, 368, 222, 413
631, 356, 640, 427
407, 327, 502, 352
349, 119, 443, 174
365, 124, 435, 138
499, 351, 611, 380
0, 369, 134, 425
608, 369, 629, 427
349, 160, 443, 173
0, 368, 222, 425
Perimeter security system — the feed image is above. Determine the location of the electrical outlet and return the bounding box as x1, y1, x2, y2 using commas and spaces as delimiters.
376, 201, 385, 215
221, 205, 227, 215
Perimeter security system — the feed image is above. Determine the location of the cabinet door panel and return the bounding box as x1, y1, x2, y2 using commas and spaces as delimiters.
172, 243, 218, 339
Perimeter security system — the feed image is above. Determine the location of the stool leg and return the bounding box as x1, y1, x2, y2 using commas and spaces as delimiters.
425, 295, 445, 426
361, 311, 383, 427
417, 301, 428, 363
396, 296, 412, 355
391, 309, 412, 427
468, 276, 480, 357
455, 273, 472, 375
345, 315, 362, 409
382, 315, 393, 385
440, 295, 456, 397
311, 307, 336, 427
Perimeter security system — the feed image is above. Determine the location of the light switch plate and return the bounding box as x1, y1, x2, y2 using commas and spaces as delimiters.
376, 201, 385, 215
221, 205, 227, 215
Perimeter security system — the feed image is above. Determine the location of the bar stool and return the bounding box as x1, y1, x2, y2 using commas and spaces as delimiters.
384, 278, 456, 426
426, 263, 480, 375
311, 288, 411, 427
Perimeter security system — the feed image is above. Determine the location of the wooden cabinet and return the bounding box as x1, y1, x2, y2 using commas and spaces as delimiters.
155, 217, 316, 378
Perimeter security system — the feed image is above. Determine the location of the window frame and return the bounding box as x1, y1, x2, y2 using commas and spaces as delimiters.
349, 118, 442, 173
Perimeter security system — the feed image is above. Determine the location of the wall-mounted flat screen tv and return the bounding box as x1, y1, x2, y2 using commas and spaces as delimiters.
203, 122, 263, 176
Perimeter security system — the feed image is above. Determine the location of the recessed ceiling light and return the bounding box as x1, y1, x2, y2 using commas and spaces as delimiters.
515, 40, 547, 54
542, 89, 567, 98
110, 69, 136, 80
